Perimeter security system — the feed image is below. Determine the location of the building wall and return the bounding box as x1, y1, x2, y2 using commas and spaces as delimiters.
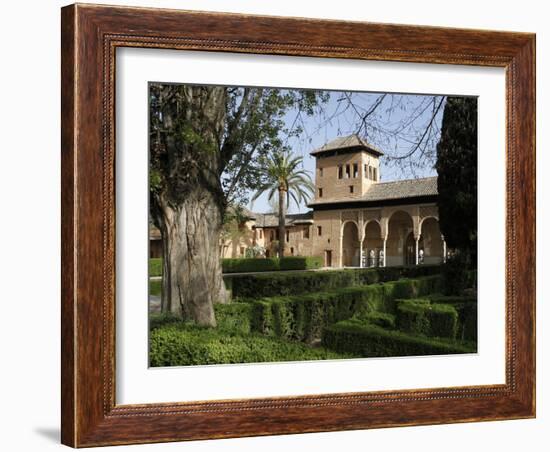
314, 151, 380, 202
311, 210, 342, 266
220, 219, 256, 258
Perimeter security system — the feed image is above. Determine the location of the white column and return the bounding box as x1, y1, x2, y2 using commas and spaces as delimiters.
382, 237, 387, 267
415, 237, 419, 265
359, 238, 364, 268
442, 236, 447, 263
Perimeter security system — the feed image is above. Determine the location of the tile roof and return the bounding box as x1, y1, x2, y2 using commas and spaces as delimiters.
310, 134, 384, 157
362, 176, 438, 201
309, 176, 438, 207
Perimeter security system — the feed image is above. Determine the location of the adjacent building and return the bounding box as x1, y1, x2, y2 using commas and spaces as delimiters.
150, 134, 447, 268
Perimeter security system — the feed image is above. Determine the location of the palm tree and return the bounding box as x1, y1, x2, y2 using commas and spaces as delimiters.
252, 151, 314, 258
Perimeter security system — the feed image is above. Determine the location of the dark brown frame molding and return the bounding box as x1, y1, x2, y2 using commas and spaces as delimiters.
61, 3, 536, 447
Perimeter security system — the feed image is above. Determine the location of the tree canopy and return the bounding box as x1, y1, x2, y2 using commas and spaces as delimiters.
435, 96, 478, 260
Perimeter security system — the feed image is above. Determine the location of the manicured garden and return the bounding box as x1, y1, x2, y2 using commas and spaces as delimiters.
149, 262, 477, 366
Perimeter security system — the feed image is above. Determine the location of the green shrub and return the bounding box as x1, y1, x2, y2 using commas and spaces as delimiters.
396, 299, 431, 336
228, 265, 441, 298
427, 295, 477, 341
214, 303, 253, 334
251, 276, 441, 342
221, 256, 325, 273
360, 311, 396, 329
279, 256, 323, 270
396, 299, 458, 339
222, 257, 280, 273
149, 312, 180, 330
149, 279, 161, 296
149, 258, 163, 277
149, 323, 355, 367
322, 319, 474, 358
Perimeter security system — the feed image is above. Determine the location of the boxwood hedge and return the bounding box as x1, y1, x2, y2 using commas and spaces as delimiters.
226, 265, 441, 299
322, 319, 475, 358
396, 299, 458, 339
149, 323, 355, 367
221, 256, 324, 274
250, 276, 442, 342
427, 295, 477, 341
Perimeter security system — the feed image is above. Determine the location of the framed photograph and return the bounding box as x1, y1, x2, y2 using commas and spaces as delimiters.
61, 3, 536, 447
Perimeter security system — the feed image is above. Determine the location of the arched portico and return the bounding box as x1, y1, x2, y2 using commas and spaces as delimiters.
362, 220, 383, 267
386, 210, 415, 266
419, 216, 445, 264
341, 221, 360, 267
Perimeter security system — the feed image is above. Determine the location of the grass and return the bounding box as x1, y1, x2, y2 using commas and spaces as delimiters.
149, 258, 162, 277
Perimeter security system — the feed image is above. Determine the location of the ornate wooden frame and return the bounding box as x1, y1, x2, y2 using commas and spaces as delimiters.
61, 3, 536, 447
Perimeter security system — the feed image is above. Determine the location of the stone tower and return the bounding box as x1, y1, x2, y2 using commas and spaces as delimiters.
310, 134, 384, 202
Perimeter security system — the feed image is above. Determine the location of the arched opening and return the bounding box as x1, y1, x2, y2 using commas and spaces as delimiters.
420, 217, 444, 264
387, 210, 414, 266
363, 221, 383, 267
404, 232, 424, 266
342, 221, 360, 267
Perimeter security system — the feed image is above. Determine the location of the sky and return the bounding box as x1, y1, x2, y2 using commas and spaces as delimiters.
248, 90, 446, 214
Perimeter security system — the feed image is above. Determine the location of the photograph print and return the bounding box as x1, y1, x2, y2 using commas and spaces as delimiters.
148, 83, 478, 367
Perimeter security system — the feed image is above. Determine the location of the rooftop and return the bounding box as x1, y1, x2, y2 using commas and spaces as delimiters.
310, 134, 384, 157
309, 176, 438, 207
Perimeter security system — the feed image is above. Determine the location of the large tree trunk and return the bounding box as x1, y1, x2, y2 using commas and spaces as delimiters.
150, 85, 230, 326
278, 188, 286, 258
158, 189, 228, 327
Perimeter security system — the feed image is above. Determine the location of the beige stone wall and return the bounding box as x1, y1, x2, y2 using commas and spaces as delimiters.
311, 210, 342, 266
220, 220, 256, 258
218, 201, 443, 267
284, 224, 315, 256
314, 151, 380, 202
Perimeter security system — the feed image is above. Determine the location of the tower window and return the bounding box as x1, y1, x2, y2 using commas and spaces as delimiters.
353, 163, 358, 178
349, 185, 354, 193
317, 226, 322, 236
338, 165, 343, 179
303, 226, 310, 239
286, 230, 290, 242
373, 167, 377, 181
364, 163, 367, 177
319, 167, 323, 177
318, 188, 323, 198
345, 164, 350, 178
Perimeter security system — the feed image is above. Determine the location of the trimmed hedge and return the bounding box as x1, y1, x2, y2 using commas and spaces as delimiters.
213, 303, 253, 335
250, 276, 442, 342
280, 256, 323, 270
322, 319, 475, 358
222, 256, 324, 273
427, 295, 477, 341
149, 258, 162, 277
361, 311, 395, 329
149, 323, 354, 366
227, 265, 442, 299
149, 279, 161, 297
396, 299, 458, 339
222, 257, 280, 273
